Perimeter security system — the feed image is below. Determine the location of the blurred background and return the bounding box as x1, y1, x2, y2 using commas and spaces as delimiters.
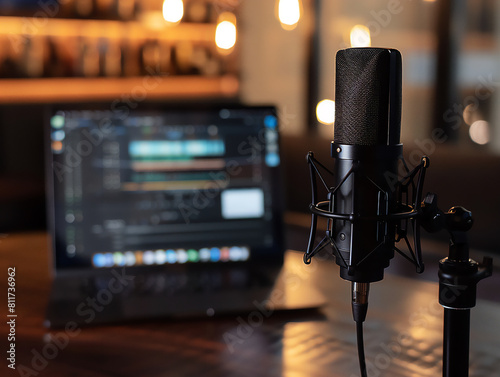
1, 0, 499, 253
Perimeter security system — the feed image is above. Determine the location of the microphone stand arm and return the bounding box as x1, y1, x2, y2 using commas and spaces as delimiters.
421, 193, 493, 377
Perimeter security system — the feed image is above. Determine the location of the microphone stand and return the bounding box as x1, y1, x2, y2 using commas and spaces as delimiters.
421, 194, 492, 377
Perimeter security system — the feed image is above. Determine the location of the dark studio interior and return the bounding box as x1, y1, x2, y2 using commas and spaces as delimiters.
1, 1, 500, 377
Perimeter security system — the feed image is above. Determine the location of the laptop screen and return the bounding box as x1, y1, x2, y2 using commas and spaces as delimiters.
46, 104, 283, 271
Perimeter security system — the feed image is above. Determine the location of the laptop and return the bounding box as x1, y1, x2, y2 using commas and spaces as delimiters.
44, 102, 324, 328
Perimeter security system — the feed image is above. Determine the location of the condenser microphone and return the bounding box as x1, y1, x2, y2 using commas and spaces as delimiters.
307, 48, 428, 291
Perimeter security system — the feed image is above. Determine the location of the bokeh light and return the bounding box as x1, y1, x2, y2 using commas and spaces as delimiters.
278, 0, 301, 30
316, 99, 335, 125
162, 0, 184, 24
350, 25, 371, 48
469, 120, 490, 145
215, 14, 237, 50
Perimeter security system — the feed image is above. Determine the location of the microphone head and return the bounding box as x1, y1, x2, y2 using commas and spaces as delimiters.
334, 48, 402, 146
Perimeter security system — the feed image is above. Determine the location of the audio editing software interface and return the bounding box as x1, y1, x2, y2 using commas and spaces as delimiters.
49, 106, 281, 269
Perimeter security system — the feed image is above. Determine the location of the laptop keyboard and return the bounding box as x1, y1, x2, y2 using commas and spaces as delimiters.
90, 267, 276, 298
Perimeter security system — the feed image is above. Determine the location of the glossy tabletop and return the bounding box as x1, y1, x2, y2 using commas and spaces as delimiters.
1, 231, 499, 377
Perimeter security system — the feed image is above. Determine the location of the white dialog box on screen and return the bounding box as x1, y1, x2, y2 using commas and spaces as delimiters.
221, 188, 265, 219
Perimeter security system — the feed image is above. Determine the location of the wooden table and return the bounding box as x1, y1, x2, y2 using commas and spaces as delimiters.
1, 231, 499, 377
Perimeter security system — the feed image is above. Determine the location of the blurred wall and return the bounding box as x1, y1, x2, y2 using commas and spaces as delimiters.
239, 0, 308, 136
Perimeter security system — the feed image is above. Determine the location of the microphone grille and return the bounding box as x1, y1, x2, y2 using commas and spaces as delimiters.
334, 48, 401, 146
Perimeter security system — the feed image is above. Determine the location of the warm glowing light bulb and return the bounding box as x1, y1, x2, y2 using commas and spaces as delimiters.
316, 99, 335, 125
278, 0, 301, 30
215, 14, 237, 51
162, 0, 184, 23
469, 120, 490, 145
350, 25, 371, 47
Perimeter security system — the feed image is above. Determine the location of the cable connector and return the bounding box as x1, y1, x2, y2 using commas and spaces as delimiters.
352, 282, 370, 323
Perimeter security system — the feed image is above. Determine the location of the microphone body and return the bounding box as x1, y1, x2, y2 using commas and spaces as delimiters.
332, 48, 402, 284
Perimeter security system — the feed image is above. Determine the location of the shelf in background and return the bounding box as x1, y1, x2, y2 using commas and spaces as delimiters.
0, 75, 239, 103
0, 16, 217, 43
